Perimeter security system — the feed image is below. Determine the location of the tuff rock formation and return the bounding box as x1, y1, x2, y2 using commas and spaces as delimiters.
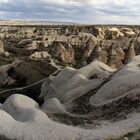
0, 39, 5, 54
30, 51, 51, 60
0, 56, 140, 140
0, 24, 139, 140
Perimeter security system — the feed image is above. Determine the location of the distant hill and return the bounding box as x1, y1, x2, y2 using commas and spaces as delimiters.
0, 20, 77, 26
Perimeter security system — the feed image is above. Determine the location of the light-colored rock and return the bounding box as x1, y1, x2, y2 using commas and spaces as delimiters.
4, 51, 10, 57
121, 28, 136, 37
42, 41, 49, 48
0, 39, 5, 54
78, 32, 95, 39
89, 41, 108, 64
106, 27, 124, 39
125, 41, 136, 63
107, 43, 124, 69
42, 98, 68, 114
56, 35, 68, 42
90, 55, 140, 106
40, 61, 115, 103
1, 94, 41, 122
26, 41, 39, 50
52, 42, 75, 65
82, 37, 97, 63
30, 51, 51, 60
0, 94, 140, 140
97, 27, 105, 39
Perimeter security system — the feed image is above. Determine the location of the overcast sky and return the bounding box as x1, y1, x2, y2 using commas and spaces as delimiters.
0, 0, 140, 24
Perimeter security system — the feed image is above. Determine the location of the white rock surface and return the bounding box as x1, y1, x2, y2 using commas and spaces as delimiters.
0, 56, 140, 140
90, 55, 140, 106
0, 94, 140, 140
40, 61, 115, 103
42, 98, 68, 114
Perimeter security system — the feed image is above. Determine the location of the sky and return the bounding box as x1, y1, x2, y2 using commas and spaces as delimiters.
0, 0, 140, 24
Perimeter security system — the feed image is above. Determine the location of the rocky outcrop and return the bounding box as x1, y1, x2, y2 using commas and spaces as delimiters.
26, 41, 39, 51
0, 25, 139, 69
0, 39, 5, 54
0, 93, 139, 140
125, 40, 136, 63
82, 36, 97, 64
50, 41, 76, 65
0, 60, 22, 87
87, 41, 108, 64
121, 28, 136, 37
16, 39, 32, 48
30, 51, 51, 60
0, 46, 140, 140
0, 24, 139, 140
40, 61, 114, 103
107, 43, 125, 69
90, 55, 140, 106
105, 27, 124, 39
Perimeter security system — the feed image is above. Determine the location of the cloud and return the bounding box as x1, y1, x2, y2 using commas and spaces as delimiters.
0, 0, 9, 3
0, 0, 139, 24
